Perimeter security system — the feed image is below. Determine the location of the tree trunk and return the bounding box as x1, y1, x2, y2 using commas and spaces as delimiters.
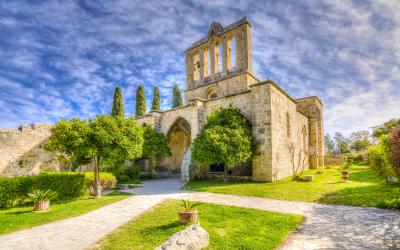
150, 158, 156, 178
224, 165, 228, 183
93, 155, 101, 198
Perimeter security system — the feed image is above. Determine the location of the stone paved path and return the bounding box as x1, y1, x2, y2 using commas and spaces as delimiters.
0, 178, 399, 250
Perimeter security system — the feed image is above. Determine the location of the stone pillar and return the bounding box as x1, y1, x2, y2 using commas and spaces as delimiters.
186, 52, 193, 89
309, 117, 319, 169
199, 47, 204, 79
250, 83, 272, 182
210, 41, 215, 75
222, 37, 228, 72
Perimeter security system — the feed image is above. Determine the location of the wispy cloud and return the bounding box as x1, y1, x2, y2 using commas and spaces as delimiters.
0, 0, 399, 136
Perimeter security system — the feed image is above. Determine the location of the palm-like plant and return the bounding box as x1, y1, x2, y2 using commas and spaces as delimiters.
28, 189, 58, 202
180, 199, 200, 212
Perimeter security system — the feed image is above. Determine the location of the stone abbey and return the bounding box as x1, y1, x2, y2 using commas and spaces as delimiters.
0, 17, 324, 181
136, 17, 324, 181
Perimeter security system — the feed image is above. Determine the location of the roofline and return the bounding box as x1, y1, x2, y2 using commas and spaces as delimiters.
296, 96, 324, 107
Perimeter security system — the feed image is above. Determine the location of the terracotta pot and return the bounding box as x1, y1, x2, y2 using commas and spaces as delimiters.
341, 171, 350, 182
178, 209, 198, 224
34, 200, 50, 211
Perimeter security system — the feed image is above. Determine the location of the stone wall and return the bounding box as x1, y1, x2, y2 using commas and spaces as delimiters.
269, 83, 309, 180
0, 123, 59, 176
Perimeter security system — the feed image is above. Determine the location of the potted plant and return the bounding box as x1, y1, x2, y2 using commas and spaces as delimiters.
178, 199, 200, 224
340, 160, 352, 182
28, 189, 58, 212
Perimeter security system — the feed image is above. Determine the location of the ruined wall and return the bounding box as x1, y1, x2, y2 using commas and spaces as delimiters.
0, 124, 59, 176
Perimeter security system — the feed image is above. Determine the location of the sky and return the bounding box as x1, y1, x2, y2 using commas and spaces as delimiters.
0, 0, 399, 136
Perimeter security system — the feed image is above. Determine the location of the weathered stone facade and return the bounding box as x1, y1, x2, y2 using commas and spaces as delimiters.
137, 17, 325, 181
0, 123, 59, 176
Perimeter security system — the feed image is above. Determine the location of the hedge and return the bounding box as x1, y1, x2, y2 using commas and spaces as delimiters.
0, 172, 116, 208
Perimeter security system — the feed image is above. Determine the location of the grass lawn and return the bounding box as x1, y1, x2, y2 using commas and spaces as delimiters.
95, 199, 303, 250
0, 191, 131, 235
183, 164, 400, 208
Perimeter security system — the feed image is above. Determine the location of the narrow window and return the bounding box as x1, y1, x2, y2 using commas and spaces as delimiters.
193, 51, 200, 81
286, 112, 291, 138
210, 93, 218, 99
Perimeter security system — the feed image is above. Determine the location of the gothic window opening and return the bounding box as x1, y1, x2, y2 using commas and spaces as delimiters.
193, 50, 200, 81
210, 93, 218, 99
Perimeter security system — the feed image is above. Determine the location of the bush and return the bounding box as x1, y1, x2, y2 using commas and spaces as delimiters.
45, 171, 117, 190
0, 171, 117, 208
0, 173, 87, 208
104, 165, 140, 183
377, 198, 400, 209
368, 134, 394, 177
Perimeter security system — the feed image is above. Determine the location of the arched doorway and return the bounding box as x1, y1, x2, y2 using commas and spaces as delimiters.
165, 117, 191, 173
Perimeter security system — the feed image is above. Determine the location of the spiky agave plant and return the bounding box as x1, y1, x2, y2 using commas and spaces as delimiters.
180, 199, 200, 212
28, 189, 58, 202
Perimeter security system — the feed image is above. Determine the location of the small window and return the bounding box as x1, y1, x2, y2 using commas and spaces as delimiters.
286, 112, 291, 138
210, 93, 218, 99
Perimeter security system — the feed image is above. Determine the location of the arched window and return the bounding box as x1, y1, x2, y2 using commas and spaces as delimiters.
286, 112, 291, 138
210, 93, 218, 99
193, 50, 200, 81
227, 35, 236, 69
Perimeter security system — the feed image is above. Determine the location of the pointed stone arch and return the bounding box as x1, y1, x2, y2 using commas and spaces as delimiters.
163, 117, 192, 173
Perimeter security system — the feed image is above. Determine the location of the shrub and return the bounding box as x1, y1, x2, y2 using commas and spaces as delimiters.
0, 173, 87, 208
104, 165, 140, 183
347, 153, 364, 164
45, 171, 117, 190
391, 126, 400, 179
368, 134, 394, 177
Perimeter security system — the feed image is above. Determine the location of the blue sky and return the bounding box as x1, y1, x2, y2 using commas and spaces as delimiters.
0, 0, 399, 136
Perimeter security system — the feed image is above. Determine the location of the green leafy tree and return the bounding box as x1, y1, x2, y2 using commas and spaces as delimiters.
373, 118, 400, 138
324, 134, 335, 154
135, 85, 146, 117
334, 132, 350, 154
142, 125, 171, 176
111, 86, 125, 118
349, 130, 371, 151
151, 86, 160, 111
45, 115, 143, 198
191, 106, 256, 182
172, 84, 183, 108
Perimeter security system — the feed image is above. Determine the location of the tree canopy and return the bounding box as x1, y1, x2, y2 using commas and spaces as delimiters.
142, 125, 170, 160
373, 118, 400, 138
191, 106, 256, 182
45, 115, 143, 197
111, 86, 125, 118
151, 86, 160, 111
172, 84, 183, 108
135, 85, 146, 117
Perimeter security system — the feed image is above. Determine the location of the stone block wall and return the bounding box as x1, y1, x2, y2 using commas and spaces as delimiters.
0, 123, 59, 176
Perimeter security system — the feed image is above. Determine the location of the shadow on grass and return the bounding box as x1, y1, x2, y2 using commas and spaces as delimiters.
318, 181, 400, 207
155, 221, 181, 230
5, 209, 33, 215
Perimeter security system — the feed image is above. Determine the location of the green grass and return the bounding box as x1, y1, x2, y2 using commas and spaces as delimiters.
0, 192, 131, 235
95, 199, 303, 250
183, 164, 400, 208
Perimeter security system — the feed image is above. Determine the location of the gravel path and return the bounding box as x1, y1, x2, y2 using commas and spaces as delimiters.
0, 178, 399, 250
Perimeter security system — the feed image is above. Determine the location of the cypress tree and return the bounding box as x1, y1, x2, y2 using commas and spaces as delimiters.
135, 85, 146, 117
151, 86, 160, 111
111, 86, 125, 118
172, 84, 183, 108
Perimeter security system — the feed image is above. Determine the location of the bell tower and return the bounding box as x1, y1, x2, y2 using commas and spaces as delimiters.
184, 17, 259, 102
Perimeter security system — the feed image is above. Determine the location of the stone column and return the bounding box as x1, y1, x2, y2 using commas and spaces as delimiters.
250, 83, 273, 182
199, 47, 204, 79
222, 37, 228, 72
308, 117, 319, 169
209, 41, 215, 75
